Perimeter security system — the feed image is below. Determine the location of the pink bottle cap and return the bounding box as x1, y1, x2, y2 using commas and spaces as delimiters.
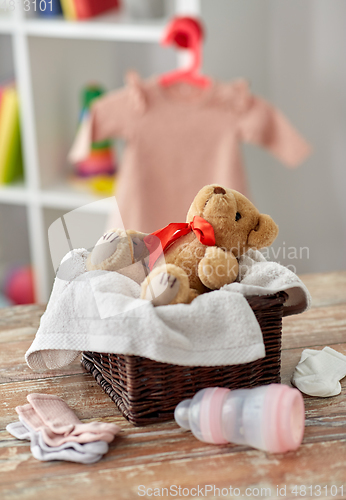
200, 387, 229, 444
264, 384, 305, 453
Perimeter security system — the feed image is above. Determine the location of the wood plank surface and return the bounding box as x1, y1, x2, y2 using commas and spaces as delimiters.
0, 272, 346, 500
1, 438, 346, 500
298, 271, 346, 308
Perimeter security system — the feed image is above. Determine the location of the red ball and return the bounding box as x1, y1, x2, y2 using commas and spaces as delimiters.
5, 267, 35, 305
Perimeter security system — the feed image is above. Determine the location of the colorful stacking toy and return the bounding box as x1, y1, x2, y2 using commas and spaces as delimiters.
72, 85, 117, 194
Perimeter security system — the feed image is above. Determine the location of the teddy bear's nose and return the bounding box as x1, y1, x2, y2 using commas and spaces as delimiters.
214, 186, 226, 195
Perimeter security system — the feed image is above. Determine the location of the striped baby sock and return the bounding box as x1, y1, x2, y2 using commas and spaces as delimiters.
6, 420, 107, 463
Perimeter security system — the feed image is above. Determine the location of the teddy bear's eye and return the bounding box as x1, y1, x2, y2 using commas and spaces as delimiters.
235, 212, 242, 222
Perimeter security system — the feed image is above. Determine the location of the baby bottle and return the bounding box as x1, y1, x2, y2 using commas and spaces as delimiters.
174, 384, 305, 453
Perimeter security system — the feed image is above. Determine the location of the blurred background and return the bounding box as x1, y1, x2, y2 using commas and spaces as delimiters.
0, 0, 345, 306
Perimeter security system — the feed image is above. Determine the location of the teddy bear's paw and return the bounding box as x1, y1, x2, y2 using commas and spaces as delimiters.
87, 228, 134, 272
126, 230, 150, 262
198, 247, 239, 289
142, 271, 180, 306
141, 264, 191, 306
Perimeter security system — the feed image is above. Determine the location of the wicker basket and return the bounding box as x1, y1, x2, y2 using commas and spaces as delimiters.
82, 292, 287, 426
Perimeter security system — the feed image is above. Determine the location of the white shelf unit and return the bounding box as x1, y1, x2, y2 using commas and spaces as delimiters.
0, 0, 201, 303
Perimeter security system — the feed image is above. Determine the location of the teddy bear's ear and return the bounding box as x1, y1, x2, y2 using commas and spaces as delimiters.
247, 214, 279, 249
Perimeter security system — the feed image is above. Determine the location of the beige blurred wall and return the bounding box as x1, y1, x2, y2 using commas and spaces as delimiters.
201, 0, 346, 274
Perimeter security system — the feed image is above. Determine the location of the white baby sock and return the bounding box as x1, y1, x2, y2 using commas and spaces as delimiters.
292, 346, 346, 397
6, 419, 108, 464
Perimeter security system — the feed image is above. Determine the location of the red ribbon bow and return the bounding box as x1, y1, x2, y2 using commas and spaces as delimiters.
144, 215, 216, 270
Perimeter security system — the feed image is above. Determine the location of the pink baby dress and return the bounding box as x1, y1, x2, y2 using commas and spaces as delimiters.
83, 72, 310, 233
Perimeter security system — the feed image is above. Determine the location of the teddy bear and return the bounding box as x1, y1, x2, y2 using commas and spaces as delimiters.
86, 184, 279, 306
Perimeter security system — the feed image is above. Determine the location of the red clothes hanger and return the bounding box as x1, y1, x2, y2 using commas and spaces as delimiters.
159, 16, 211, 89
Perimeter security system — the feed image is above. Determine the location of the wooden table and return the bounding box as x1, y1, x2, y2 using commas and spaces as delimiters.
1, 271, 346, 500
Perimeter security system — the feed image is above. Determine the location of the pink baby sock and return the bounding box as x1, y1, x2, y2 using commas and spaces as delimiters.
27, 393, 118, 435
16, 394, 119, 447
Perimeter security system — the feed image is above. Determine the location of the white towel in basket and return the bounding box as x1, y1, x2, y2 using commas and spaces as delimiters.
25, 248, 310, 370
